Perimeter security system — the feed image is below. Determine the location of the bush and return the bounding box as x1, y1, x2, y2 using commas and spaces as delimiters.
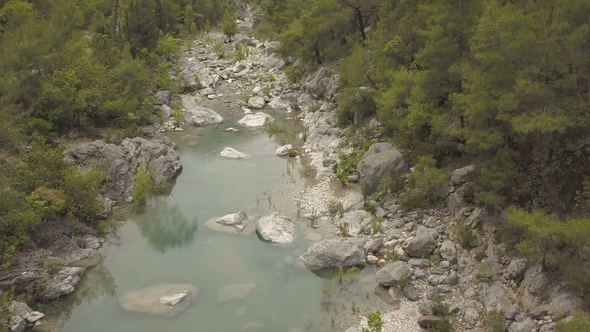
399, 155, 449, 210
132, 163, 170, 210
327, 200, 344, 218
335, 153, 360, 185
483, 310, 507, 332
156, 34, 182, 61
457, 219, 478, 249
364, 310, 384, 332
557, 312, 590, 332
503, 207, 590, 290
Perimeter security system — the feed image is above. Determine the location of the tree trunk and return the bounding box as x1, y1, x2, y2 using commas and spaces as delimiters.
111, 0, 120, 43
354, 7, 367, 41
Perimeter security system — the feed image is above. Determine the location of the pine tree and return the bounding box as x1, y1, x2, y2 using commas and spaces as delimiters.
124, 0, 159, 57
220, 8, 238, 40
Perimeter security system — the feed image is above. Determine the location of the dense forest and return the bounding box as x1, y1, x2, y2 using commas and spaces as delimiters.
248, 0, 590, 293
0, 0, 238, 266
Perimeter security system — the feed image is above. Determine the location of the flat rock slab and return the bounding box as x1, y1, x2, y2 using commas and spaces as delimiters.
220, 147, 247, 159
204, 217, 256, 236
217, 283, 258, 303
216, 211, 251, 231
119, 284, 198, 318
238, 112, 274, 127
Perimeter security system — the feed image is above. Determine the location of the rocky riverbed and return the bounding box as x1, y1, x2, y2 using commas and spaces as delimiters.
3, 6, 585, 332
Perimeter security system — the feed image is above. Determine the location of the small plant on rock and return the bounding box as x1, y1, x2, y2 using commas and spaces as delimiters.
364, 310, 384, 332
327, 200, 344, 219
287, 148, 298, 157
431, 295, 451, 317
483, 310, 507, 332
457, 219, 478, 249
371, 217, 384, 234
338, 222, 350, 237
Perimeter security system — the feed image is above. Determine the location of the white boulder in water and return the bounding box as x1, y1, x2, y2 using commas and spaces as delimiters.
275, 144, 296, 157
220, 147, 247, 159
255, 212, 296, 245
180, 95, 223, 126
119, 284, 198, 318
217, 211, 251, 231
248, 96, 266, 109
238, 112, 274, 127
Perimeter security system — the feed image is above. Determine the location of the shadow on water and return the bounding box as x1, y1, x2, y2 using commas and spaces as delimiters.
133, 200, 199, 253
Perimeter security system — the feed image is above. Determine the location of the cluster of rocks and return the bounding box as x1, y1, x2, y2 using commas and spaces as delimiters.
4, 301, 45, 332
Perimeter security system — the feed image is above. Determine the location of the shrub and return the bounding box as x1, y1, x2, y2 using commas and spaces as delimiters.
556, 312, 590, 332
483, 310, 507, 332
131, 163, 170, 210
399, 155, 449, 210
156, 34, 182, 61
327, 200, 344, 218
287, 148, 298, 157
335, 153, 360, 185
371, 217, 384, 234
365, 310, 384, 332
431, 295, 451, 317
457, 219, 478, 249
502, 207, 590, 290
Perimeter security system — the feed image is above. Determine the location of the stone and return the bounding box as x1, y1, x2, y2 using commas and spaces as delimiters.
402, 226, 435, 258
506, 258, 528, 281
275, 144, 294, 156
217, 283, 257, 303
180, 96, 223, 126
366, 255, 379, 264
255, 212, 296, 245
238, 112, 274, 127
264, 54, 285, 70
538, 323, 557, 332
154, 90, 171, 106
26, 311, 45, 323
225, 127, 240, 132
375, 261, 411, 287
507, 318, 534, 332
268, 96, 292, 110
417, 316, 447, 328
159, 292, 188, 306
374, 285, 396, 305
306, 233, 322, 242
440, 241, 458, 263
481, 282, 512, 314
427, 274, 447, 286
40, 267, 84, 300
9, 315, 26, 332
451, 165, 475, 185
220, 147, 247, 159
364, 237, 383, 253
243, 321, 265, 332
408, 258, 430, 269
9, 301, 32, 318
357, 143, 408, 194
298, 239, 365, 270
247, 96, 266, 109
159, 104, 173, 118
217, 212, 251, 231
119, 284, 198, 318
505, 304, 521, 320
443, 271, 458, 286
402, 284, 420, 301
339, 210, 373, 235
303, 67, 339, 100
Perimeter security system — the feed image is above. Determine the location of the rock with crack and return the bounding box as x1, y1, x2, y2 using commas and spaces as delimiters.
298, 239, 365, 270
9, 315, 26, 332
255, 212, 296, 245
119, 284, 198, 318
238, 112, 274, 127
247, 96, 266, 109
357, 143, 408, 195
375, 261, 411, 287
220, 147, 247, 159
216, 211, 251, 231
39, 267, 85, 300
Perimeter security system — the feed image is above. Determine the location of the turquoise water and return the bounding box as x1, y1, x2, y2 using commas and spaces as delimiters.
45, 94, 391, 332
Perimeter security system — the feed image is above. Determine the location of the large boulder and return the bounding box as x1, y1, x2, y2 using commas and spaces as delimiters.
357, 143, 408, 194
402, 226, 435, 258
65, 132, 182, 205
39, 267, 84, 300
298, 239, 365, 270
216, 212, 251, 231
178, 55, 217, 90
264, 54, 285, 70
481, 282, 512, 314
450, 165, 475, 186
180, 95, 223, 125
238, 112, 274, 127
268, 96, 293, 110
247, 96, 266, 109
220, 147, 247, 159
303, 67, 339, 100
255, 212, 296, 245
154, 90, 171, 106
507, 318, 534, 332
119, 284, 198, 318
275, 144, 293, 157
375, 261, 411, 287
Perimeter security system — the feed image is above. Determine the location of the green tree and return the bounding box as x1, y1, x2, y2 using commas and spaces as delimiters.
125, 0, 159, 57
220, 8, 238, 40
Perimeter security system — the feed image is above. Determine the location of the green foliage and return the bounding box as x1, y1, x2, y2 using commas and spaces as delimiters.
366, 310, 384, 332
335, 153, 359, 185
363, 200, 377, 215
327, 200, 344, 219
456, 219, 478, 249
157, 34, 182, 61
287, 148, 298, 158
132, 163, 170, 210
426, 320, 453, 332
376, 175, 405, 199
503, 207, 590, 290
265, 122, 286, 136
337, 222, 350, 237
371, 217, 384, 234
235, 43, 248, 61
431, 295, 451, 317
399, 156, 449, 210
483, 310, 507, 332
220, 8, 238, 39
125, 0, 159, 58
556, 312, 590, 332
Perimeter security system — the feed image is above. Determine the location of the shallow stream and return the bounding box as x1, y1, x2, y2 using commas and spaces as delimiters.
45, 86, 391, 332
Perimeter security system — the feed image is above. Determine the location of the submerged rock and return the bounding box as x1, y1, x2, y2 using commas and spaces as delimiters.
255, 212, 296, 245
217, 283, 257, 303
220, 147, 247, 159
216, 211, 251, 231
298, 239, 365, 270
238, 112, 274, 127
119, 284, 198, 318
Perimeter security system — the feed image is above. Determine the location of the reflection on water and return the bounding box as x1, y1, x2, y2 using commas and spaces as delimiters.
46, 98, 394, 332
135, 202, 198, 253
